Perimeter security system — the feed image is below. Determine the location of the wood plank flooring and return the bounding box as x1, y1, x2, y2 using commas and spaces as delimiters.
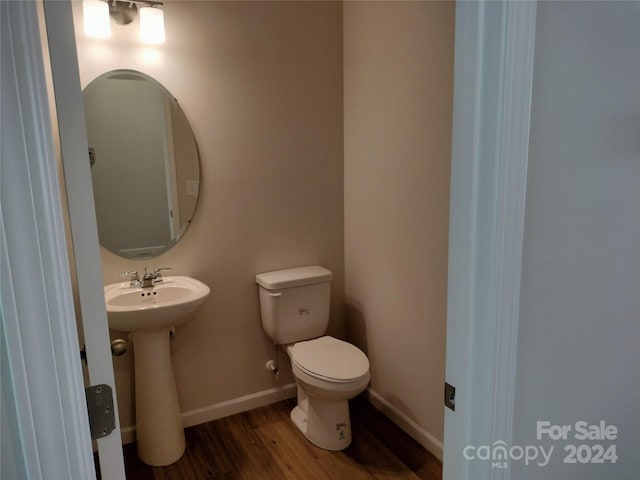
112, 396, 442, 480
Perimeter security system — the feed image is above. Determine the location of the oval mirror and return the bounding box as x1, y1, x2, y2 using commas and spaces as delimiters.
83, 70, 200, 259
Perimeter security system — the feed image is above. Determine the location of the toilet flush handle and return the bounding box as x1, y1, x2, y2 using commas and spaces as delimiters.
268, 292, 282, 298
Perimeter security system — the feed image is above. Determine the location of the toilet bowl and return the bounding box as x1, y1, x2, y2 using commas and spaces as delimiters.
255, 266, 370, 451
286, 336, 370, 450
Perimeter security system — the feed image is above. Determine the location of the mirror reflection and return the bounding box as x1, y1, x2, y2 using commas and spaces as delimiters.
83, 70, 200, 259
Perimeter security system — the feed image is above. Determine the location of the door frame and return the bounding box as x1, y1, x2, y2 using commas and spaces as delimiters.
2, 1, 540, 479
1, 1, 126, 478
1, 1, 95, 478
443, 2, 537, 480
42, 0, 127, 478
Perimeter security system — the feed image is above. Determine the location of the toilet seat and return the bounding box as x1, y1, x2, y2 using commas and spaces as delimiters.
291, 336, 369, 383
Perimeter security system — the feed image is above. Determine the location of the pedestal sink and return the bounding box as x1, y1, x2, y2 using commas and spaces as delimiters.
104, 276, 210, 466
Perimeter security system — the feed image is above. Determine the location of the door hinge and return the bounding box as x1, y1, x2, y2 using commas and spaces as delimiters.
444, 382, 456, 411
85, 384, 116, 440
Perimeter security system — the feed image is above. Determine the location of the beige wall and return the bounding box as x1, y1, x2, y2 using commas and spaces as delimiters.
72, 1, 454, 455
344, 1, 454, 455
72, 1, 344, 432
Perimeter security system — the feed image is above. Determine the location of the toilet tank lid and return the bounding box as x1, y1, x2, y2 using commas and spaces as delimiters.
255, 266, 332, 290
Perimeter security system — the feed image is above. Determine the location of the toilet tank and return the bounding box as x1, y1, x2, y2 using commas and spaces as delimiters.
255, 266, 332, 345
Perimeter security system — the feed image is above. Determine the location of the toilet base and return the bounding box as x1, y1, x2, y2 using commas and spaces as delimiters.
290, 388, 352, 451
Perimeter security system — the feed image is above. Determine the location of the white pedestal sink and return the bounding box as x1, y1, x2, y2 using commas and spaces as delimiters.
104, 276, 210, 466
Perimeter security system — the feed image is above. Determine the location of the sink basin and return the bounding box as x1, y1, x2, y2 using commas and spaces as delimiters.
103, 275, 210, 466
104, 276, 210, 332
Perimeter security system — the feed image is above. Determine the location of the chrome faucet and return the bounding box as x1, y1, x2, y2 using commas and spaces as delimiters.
141, 267, 172, 288
120, 270, 141, 287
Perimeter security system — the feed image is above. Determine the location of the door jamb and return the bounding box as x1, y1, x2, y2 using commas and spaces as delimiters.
443, 2, 537, 479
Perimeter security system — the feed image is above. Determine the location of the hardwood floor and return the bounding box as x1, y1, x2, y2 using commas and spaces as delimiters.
114, 396, 442, 480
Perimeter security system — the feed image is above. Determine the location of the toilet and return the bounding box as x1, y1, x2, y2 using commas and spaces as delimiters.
255, 266, 370, 451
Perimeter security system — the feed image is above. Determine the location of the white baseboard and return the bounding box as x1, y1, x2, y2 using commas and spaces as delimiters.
119, 383, 444, 463
363, 387, 444, 461
120, 383, 297, 445
181, 383, 298, 428
120, 425, 136, 445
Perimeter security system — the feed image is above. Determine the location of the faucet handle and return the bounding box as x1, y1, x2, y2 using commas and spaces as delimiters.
120, 270, 141, 286
152, 267, 171, 283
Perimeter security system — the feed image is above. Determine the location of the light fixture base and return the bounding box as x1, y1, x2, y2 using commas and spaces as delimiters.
109, 0, 138, 25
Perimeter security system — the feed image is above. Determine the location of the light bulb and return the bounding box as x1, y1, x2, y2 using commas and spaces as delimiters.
83, 0, 111, 39
139, 6, 165, 44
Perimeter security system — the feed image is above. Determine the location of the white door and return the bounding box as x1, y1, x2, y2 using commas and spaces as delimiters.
42, 1, 126, 478
1, 0, 125, 478
443, 2, 536, 479
1, 1, 96, 477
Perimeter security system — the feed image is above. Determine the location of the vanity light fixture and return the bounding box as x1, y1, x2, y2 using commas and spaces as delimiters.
82, 0, 165, 44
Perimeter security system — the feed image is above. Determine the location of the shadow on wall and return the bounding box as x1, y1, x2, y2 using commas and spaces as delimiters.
345, 299, 368, 354
345, 298, 424, 447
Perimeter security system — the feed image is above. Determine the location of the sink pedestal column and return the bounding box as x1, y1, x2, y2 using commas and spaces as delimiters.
131, 328, 185, 466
